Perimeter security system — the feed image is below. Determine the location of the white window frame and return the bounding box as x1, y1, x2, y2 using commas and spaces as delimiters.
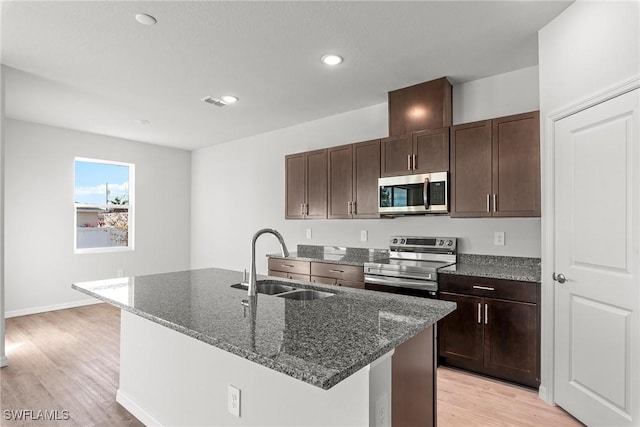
74, 157, 135, 254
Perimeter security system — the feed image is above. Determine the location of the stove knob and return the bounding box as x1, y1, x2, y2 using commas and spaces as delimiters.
438, 240, 444, 246
392, 238, 398, 244
447, 240, 453, 246
400, 239, 406, 244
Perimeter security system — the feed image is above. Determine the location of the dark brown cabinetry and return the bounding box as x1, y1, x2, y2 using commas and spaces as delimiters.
381, 127, 450, 176
328, 139, 381, 219
388, 77, 452, 137
285, 149, 327, 219
268, 259, 365, 289
438, 274, 540, 388
310, 262, 365, 289
450, 111, 540, 217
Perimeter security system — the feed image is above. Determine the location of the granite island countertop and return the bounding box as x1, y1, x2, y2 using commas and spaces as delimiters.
439, 254, 541, 282
72, 268, 455, 390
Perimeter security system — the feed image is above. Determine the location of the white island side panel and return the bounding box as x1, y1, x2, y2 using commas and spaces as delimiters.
117, 310, 393, 427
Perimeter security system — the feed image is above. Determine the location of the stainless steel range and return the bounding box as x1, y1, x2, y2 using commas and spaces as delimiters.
364, 236, 457, 299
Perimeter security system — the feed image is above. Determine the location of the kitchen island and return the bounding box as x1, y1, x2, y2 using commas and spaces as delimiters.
73, 268, 455, 426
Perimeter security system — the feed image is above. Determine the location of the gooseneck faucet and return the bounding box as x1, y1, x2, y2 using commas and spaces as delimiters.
248, 228, 289, 296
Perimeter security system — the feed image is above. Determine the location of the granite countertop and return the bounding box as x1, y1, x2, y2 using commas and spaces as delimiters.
439, 254, 541, 282
268, 245, 389, 267
72, 268, 455, 390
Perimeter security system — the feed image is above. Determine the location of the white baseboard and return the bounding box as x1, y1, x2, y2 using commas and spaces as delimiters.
116, 389, 163, 427
5, 298, 102, 318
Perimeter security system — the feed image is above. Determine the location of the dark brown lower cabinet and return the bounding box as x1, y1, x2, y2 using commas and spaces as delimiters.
393, 325, 436, 427
438, 275, 540, 388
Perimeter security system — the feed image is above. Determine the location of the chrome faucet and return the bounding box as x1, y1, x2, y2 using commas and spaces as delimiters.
247, 228, 289, 296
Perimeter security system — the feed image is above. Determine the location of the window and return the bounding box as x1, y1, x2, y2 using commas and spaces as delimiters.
74, 158, 134, 253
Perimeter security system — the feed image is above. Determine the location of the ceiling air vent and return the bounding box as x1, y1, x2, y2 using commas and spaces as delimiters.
201, 96, 228, 107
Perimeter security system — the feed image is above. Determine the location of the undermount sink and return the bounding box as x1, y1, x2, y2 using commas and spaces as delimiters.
231, 280, 334, 301
230, 280, 297, 295
276, 289, 335, 301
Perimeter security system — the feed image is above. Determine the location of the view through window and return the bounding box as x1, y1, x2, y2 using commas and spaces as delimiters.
74, 158, 134, 252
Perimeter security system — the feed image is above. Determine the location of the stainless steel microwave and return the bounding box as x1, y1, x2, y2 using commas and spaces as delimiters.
378, 172, 449, 215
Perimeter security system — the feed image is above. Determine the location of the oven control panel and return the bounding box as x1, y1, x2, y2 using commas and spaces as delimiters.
389, 236, 457, 251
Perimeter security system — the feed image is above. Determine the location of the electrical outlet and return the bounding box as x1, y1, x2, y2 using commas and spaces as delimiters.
360, 230, 368, 242
228, 385, 240, 417
494, 231, 505, 246
306, 228, 312, 239
116, 269, 124, 278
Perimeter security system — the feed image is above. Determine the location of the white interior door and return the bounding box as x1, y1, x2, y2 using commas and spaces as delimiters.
554, 88, 639, 426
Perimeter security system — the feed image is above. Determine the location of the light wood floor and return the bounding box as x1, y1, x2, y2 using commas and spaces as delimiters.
2, 304, 583, 426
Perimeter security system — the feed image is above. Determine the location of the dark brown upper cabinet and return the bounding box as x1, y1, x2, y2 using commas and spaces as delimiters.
328, 139, 381, 219
381, 127, 450, 176
285, 149, 327, 219
388, 77, 452, 137
450, 111, 540, 217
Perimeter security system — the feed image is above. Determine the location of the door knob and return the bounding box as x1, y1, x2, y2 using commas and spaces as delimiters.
553, 272, 567, 283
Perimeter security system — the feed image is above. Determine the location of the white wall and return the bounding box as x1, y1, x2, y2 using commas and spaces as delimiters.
1, 65, 7, 365
538, 0, 640, 406
4, 119, 191, 316
191, 69, 542, 274
453, 66, 540, 124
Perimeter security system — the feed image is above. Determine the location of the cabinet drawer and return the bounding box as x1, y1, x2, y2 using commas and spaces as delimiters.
311, 275, 336, 286
311, 262, 364, 282
439, 274, 538, 304
268, 258, 310, 275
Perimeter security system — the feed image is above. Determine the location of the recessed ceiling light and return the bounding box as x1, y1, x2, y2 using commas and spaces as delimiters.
135, 119, 150, 125
135, 13, 157, 25
220, 95, 239, 104
321, 54, 343, 66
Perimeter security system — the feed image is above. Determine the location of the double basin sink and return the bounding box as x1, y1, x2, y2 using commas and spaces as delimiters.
231, 280, 334, 301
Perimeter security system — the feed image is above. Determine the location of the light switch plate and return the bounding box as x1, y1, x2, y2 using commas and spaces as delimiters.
228, 385, 240, 417
494, 231, 505, 246
306, 228, 312, 239
360, 230, 368, 242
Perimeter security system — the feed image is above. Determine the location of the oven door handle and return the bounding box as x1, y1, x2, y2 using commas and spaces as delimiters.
423, 177, 430, 209
364, 275, 438, 291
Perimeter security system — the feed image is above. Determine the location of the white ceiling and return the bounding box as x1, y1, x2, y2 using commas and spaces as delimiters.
1, 1, 571, 151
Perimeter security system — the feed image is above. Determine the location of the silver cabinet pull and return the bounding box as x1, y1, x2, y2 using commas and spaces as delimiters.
352, 201, 356, 215
306, 204, 309, 215
281, 264, 295, 268
493, 194, 497, 212
472, 285, 495, 291
484, 304, 488, 325
553, 272, 567, 284
407, 154, 411, 171
301, 204, 305, 215
329, 269, 344, 273
486, 194, 490, 212
477, 303, 482, 324
347, 202, 352, 214
412, 154, 417, 170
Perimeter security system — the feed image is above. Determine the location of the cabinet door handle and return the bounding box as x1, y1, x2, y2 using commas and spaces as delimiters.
301, 204, 305, 215
329, 269, 344, 273
412, 154, 416, 170
347, 202, 352, 214
477, 303, 482, 324
407, 154, 411, 171
484, 304, 488, 325
486, 194, 491, 212
281, 264, 295, 268
352, 201, 356, 215
472, 285, 495, 291
493, 194, 497, 212
306, 204, 309, 215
